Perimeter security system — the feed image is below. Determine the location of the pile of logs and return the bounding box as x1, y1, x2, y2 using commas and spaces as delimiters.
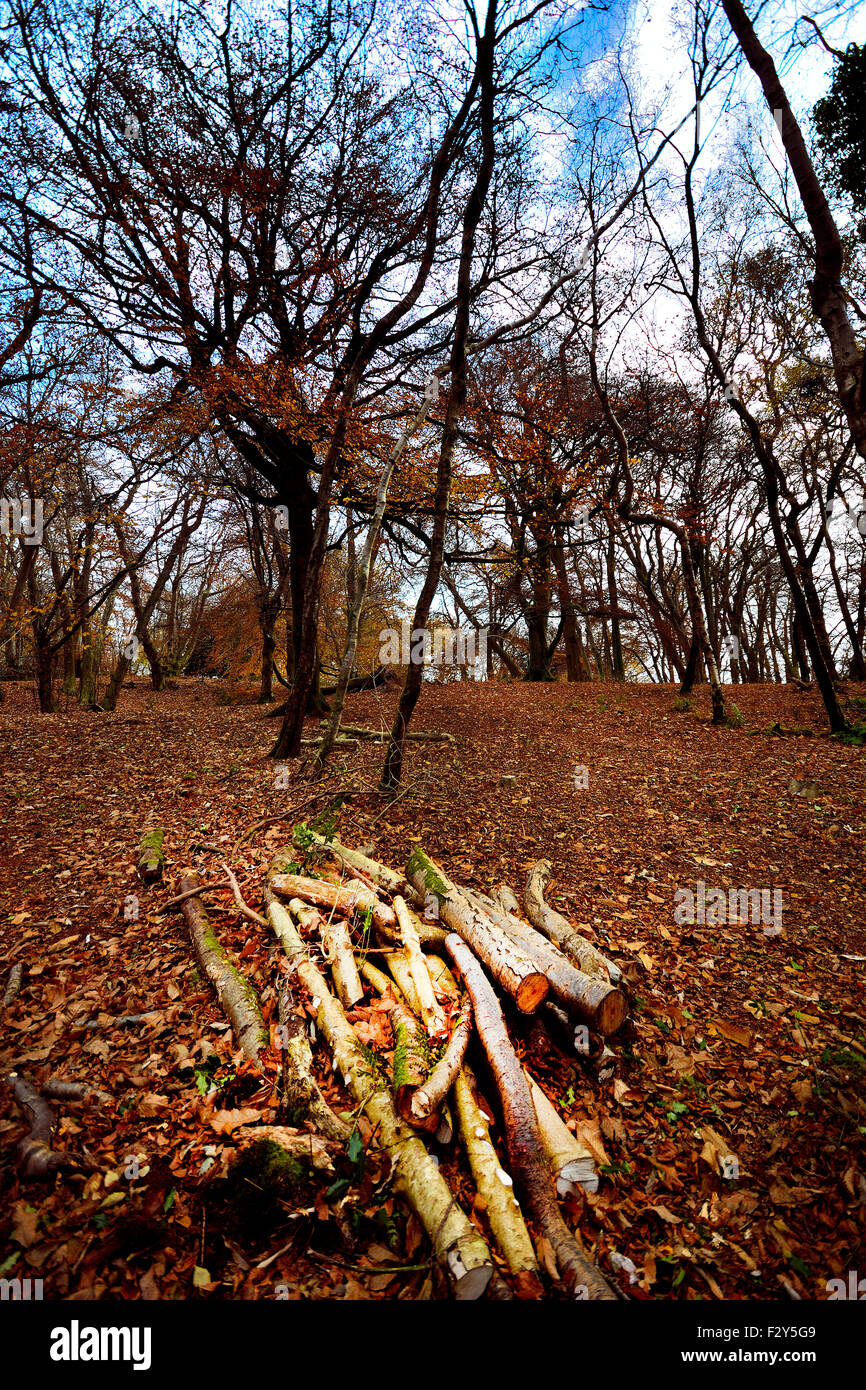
262, 833, 631, 1301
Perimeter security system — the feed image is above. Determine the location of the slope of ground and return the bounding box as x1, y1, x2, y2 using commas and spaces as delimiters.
1, 677, 863, 1300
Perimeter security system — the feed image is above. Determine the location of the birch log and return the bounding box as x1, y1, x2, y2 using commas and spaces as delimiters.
406, 848, 547, 1013
463, 887, 625, 1035
446, 934, 616, 1300
270, 873, 396, 934
394, 896, 447, 1038
388, 950, 458, 1012
303, 833, 422, 902
289, 896, 363, 1009
410, 1008, 472, 1123
525, 1071, 598, 1194
358, 959, 451, 1134
525, 860, 622, 984
269, 899, 493, 1298
180, 874, 267, 1067
495, 884, 522, 917
454, 1067, 542, 1299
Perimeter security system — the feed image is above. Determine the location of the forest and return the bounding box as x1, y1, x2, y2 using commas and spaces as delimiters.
0, 0, 864, 1338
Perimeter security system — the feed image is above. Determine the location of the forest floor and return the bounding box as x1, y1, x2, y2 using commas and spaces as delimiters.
1, 675, 864, 1301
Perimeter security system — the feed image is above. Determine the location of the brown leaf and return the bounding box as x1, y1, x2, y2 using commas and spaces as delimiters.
714, 1019, 752, 1047
11, 1201, 39, 1247
210, 1107, 263, 1134
651, 1203, 682, 1224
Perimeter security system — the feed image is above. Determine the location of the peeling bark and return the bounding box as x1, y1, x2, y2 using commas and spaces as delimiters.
445, 936, 616, 1300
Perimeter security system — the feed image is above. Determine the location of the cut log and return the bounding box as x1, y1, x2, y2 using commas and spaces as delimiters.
137, 828, 165, 883
495, 884, 522, 917
358, 958, 440, 1135
410, 1007, 472, 1124
41, 1079, 112, 1106
262, 887, 350, 1140
375, 913, 449, 952
445, 934, 616, 1300
454, 1067, 542, 1299
525, 860, 622, 984
289, 896, 363, 1009
386, 950, 461, 1019
368, 938, 466, 1124
391, 1000, 438, 1136
424, 954, 461, 1004
180, 874, 267, 1067
525, 1070, 598, 1195
303, 835, 449, 947
543, 1003, 604, 1062
393, 896, 447, 1038
463, 887, 626, 1035
382, 950, 422, 1013
269, 899, 493, 1299
303, 833, 425, 907
406, 847, 548, 1014
270, 873, 396, 934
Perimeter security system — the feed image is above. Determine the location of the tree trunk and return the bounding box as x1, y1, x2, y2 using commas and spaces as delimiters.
552, 538, 586, 680
720, 0, 866, 460
379, 28, 497, 791
34, 625, 55, 713
318, 380, 439, 768
606, 531, 625, 680
102, 652, 130, 712
259, 596, 280, 703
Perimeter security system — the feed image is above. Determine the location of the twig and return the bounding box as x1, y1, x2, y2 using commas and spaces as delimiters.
220, 861, 268, 928
164, 881, 230, 909
232, 791, 325, 854
367, 772, 430, 827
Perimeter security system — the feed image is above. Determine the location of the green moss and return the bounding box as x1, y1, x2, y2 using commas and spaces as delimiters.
724, 703, 745, 730
138, 828, 165, 857
232, 1139, 306, 1192
137, 828, 165, 879
392, 1017, 427, 1091
405, 846, 448, 906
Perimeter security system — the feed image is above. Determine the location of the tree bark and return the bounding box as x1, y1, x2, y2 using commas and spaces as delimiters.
269, 899, 493, 1298
523, 861, 621, 983
445, 935, 616, 1299
720, 0, 866, 461
406, 847, 548, 1014
180, 874, 267, 1067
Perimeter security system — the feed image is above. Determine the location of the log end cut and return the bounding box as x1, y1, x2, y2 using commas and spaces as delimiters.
514, 972, 549, 1013
595, 987, 628, 1036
